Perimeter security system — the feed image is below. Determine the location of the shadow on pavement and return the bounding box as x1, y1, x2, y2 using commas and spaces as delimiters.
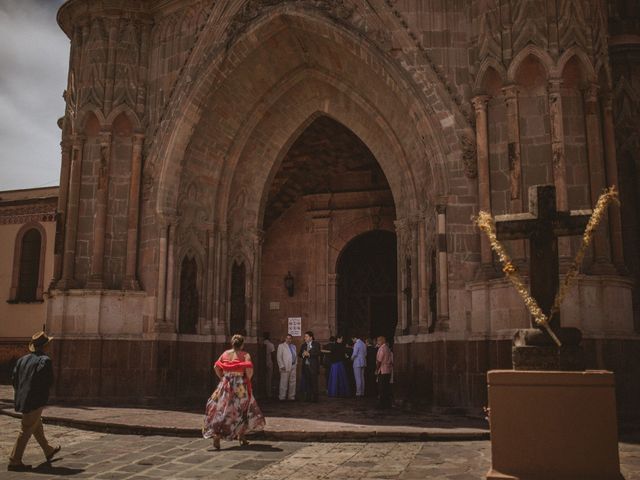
31, 460, 84, 476
216, 443, 283, 452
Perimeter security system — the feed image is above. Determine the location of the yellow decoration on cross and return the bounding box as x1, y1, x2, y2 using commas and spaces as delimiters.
474, 186, 619, 348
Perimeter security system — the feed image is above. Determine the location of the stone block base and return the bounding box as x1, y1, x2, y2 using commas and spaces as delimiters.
512, 345, 585, 371
486, 370, 623, 480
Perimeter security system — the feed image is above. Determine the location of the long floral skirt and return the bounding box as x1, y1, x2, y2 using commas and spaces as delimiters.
202, 375, 266, 440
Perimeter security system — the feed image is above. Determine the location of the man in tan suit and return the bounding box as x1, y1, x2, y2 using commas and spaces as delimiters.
277, 334, 297, 401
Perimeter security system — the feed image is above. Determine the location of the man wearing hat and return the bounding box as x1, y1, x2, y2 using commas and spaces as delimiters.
8, 331, 61, 471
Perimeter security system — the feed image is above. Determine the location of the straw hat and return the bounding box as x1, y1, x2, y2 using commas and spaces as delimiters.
29, 331, 53, 352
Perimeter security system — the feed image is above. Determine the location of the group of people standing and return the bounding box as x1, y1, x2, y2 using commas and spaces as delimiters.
263, 331, 394, 409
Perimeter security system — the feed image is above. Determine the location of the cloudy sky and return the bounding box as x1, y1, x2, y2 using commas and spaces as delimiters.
0, 0, 68, 190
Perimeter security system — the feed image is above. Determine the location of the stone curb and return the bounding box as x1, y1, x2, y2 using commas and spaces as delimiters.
0, 408, 489, 442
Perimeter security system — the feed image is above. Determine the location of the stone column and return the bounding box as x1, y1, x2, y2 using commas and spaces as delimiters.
124, 134, 144, 289
215, 231, 229, 336
502, 84, 525, 261
249, 230, 264, 338
410, 218, 419, 332
583, 83, 614, 271
503, 85, 522, 202
471, 95, 493, 273
53, 139, 72, 283
601, 92, 625, 270
59, 135, 85, 289
417, 215, 429, 333
104, 18, 117, 113
436, 205, 450, 331
310, 215, 330, 340
328, 273, 338, 337
164, 222, 176, 327
212, 230, 228, 335
155, 220, 168, 329
203, 229, 215, 335
87, 132, 112, 289
548, 78, 571, 262
394, 218, 409, 335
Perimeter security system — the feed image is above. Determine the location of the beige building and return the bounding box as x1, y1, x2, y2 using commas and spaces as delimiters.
0, 187, 57, 381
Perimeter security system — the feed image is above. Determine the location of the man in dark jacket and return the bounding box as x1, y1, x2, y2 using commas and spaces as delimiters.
8, 331, 61, 471
299, 331, 321, 402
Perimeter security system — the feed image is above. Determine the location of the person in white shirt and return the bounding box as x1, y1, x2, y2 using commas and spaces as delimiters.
263, 332, 276, 398
276, 335, 297, 400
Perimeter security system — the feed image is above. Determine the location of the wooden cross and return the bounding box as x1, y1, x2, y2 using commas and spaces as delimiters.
494, 185, 591, 333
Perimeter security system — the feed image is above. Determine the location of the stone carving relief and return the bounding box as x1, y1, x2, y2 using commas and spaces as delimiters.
591, 1, 609, 65
113, 20, 141, 110
614, 77, 640, 154
176, 179, 211, 253
147, 2, 213, 134
461, 133, 478, 179
510, 0, 548, 53
476, 0, 502, 64
557, 0, 588, 52
80, 18, 107, 109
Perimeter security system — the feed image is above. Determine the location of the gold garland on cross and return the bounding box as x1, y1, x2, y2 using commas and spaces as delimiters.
474, 186, 620, 347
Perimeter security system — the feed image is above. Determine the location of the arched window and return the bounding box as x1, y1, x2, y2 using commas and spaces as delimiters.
178, 256, 198, 334
230, 261, 246, 336
10, 225, 46, 303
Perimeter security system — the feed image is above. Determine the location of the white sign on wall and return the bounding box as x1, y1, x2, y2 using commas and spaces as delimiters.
287, 317, 302, 337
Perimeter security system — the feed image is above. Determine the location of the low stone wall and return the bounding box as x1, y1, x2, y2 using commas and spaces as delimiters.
48, 337, 640, 421
49, 338, 257, 406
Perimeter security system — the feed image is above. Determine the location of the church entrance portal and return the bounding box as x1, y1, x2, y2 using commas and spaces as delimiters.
337, 230, 398, 343
259, 116, 398, 345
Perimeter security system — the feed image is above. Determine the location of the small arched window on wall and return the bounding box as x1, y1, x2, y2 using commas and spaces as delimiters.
10, 225, 46, 303
178, 256, 199, 334
230, 261, 246, 336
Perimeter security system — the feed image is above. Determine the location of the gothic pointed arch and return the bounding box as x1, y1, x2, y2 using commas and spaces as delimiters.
149, 5, 471, 223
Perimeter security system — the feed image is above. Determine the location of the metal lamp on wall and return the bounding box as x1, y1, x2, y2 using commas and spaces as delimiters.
284, 271, 294, 297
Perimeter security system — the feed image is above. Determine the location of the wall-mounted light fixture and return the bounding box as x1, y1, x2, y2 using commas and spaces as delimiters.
284, 271, 294, 297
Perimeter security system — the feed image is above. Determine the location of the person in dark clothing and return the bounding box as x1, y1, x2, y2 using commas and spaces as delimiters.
365, 338, 378, 397
326, 335, 351, 397
299, 331, 321, 402
321, 336, 336, 389
8, 332, 61, 471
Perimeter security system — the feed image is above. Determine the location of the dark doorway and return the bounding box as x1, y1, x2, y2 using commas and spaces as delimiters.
337, 230, 398, 343
178, 256, 198, 334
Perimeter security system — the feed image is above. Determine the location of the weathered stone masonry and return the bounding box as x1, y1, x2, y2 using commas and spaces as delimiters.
48, 0, 640, 414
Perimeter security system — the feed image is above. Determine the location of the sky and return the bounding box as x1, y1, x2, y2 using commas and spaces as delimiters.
0, 0, 68, 190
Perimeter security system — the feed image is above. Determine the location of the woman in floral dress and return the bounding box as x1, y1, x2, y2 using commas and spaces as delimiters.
203, 335, 266, 449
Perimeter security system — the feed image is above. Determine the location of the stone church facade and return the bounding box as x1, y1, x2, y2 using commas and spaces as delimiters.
49, 0, 640, 412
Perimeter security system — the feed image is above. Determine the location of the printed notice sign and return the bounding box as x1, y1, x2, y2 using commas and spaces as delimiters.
287, 317, 302, 337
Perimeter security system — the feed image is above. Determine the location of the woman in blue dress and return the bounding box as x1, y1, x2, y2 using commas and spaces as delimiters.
327, 335, 351, 397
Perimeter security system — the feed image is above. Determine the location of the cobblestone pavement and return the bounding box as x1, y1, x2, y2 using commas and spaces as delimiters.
1, 416, 639, 479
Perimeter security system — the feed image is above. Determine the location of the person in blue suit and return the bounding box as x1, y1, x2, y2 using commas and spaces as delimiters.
350, 333, 367, 398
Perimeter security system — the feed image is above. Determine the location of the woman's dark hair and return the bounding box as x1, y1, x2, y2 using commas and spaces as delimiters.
231, 334, 244, 349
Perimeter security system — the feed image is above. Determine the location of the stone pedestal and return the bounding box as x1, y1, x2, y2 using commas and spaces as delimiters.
486, 370, 623, 480
512, 328, 585, 371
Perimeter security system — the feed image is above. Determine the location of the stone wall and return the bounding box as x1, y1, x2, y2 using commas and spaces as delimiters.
45, 0, 640, 408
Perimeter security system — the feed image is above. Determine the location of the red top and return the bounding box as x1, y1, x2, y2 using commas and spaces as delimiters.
215, 350, 253, 372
